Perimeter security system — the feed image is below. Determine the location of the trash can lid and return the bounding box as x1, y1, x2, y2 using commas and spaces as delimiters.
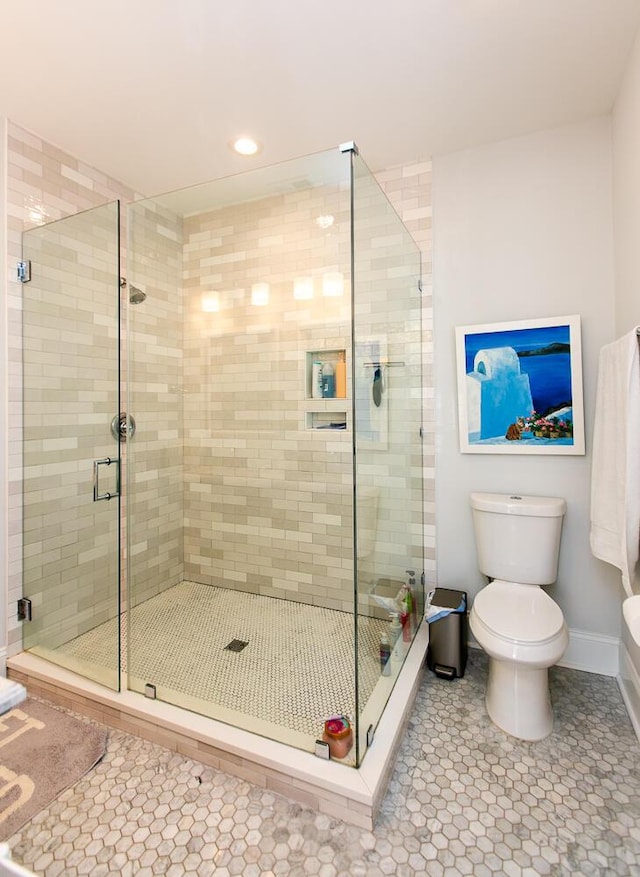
431, 588, 466, 611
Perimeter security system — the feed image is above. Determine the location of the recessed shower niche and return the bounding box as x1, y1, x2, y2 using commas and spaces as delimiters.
11, 143, 425, 826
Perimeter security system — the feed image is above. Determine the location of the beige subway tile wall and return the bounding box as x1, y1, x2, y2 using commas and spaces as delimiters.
376, 160, 435, 585
126, 200, 184, 614
22, 203, 121, 661
352, 158, 426, 611
6, 122, 134, 660
181, 183, 354, 610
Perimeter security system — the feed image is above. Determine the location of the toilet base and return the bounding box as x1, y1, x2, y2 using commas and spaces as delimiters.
485, 658, 553, 741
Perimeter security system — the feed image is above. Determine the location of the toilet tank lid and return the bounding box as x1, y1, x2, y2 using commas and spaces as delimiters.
470, 492, 566, 517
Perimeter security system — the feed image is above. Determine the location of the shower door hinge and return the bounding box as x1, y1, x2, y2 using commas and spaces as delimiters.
17, 597, 32, 622
16, 261, 31, 283
339, 141, 359, 155
418, 278, 423, 294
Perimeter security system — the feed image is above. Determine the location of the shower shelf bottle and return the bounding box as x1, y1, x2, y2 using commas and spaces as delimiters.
399, 585, 412, 642
389, 612, 402, 646
380, 633, 391, 676
311, 361, 323, 399
335, 351, 347, 398
321, 361, 335, 398
406, 569, 417, 628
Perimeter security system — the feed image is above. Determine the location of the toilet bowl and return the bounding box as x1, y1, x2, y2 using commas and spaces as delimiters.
470, 580, 568, 740
469, 492, 568, 741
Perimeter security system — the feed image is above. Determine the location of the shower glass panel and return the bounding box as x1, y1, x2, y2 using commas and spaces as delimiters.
21, 201, 122, 690
127, 150, 355, 752
351, 152, 424, 759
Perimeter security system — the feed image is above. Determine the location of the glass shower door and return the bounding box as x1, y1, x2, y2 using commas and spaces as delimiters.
21, 201, 122, 690
351, 151, 424, 763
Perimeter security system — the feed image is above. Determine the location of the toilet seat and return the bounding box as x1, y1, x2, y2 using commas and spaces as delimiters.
473, 579, 565, 644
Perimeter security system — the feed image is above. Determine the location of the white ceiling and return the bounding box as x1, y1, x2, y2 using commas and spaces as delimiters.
1, 0, 639, 196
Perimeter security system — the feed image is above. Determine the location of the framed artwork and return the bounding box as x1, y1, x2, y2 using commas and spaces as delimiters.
455, 315, 585, 455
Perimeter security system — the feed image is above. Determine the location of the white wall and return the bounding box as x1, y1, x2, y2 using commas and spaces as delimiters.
0, 117, 6, 673
612, 26, 640, 715
432, 117, 623, 649
613, 28, 640, 337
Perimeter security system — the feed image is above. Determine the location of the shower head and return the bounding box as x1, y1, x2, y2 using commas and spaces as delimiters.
129, 286, 147, 305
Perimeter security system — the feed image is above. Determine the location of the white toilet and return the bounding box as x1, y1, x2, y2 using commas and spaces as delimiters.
469, 492, 569, 741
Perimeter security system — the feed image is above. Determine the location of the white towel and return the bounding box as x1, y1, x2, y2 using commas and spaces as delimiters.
589, 328, 640, 597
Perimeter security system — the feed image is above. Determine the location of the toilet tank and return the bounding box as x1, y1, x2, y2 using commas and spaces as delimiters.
470, 492, 566, 585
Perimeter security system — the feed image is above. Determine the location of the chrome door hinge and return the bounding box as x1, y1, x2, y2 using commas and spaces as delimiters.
17, 261, 31, 283
17, 597, 32, 622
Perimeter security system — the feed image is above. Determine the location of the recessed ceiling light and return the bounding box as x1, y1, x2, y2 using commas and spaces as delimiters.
231, 137, 262, 156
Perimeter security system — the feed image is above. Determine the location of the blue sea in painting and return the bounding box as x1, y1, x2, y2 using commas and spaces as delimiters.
519, 352, 571, 414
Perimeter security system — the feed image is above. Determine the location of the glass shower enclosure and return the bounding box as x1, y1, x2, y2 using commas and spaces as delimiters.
21, 144, 423, 767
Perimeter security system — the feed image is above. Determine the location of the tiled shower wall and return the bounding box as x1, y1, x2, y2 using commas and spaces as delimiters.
5, 121, 135, 658
374, 161, 434, 585
21, 203, 122, 655
4, 118, 434, 657
126, 200, 184, 611
181, 184, 354, 610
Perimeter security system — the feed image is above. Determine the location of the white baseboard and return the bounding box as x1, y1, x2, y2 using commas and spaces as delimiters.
557, 628, 620, 677
470, 627, 620, 677
618, 643, 640, 742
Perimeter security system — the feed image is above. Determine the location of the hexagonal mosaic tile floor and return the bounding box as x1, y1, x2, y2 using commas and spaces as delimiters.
7, 649, 640, 876
60, 581, 387, 744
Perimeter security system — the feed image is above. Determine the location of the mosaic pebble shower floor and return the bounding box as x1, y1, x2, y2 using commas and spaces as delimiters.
7, 649, 640, 876
62, 581, 387, 743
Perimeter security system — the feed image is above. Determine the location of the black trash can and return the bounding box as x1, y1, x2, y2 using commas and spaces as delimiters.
426, 588, 468, 679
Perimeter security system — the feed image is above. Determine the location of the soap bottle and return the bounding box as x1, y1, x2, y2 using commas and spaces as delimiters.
311, 361, 323, 399
398, 587, 411, 642
406, 569, 417, 628
380, 633, 391, 676
389, 612, 402, 646
398, 585, 413, 642
321, 361, 335, 398
335, 351, 347, 399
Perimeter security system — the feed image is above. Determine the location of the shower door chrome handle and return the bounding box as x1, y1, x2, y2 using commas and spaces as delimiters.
93, 457, 119, 502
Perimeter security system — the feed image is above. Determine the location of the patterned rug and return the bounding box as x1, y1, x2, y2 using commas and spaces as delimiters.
0, 699, 107, 841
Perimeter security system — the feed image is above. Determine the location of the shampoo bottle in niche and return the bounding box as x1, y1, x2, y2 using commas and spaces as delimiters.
321, 361, 335, 398
311, 361, 323, 399
380, 633, 391, 676
335, 351, 347, 399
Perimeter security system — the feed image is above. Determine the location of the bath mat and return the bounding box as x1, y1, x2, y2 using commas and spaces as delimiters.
0, 699, 107, 841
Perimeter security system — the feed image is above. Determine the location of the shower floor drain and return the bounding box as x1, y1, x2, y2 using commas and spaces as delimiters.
224, 639, 249, 652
